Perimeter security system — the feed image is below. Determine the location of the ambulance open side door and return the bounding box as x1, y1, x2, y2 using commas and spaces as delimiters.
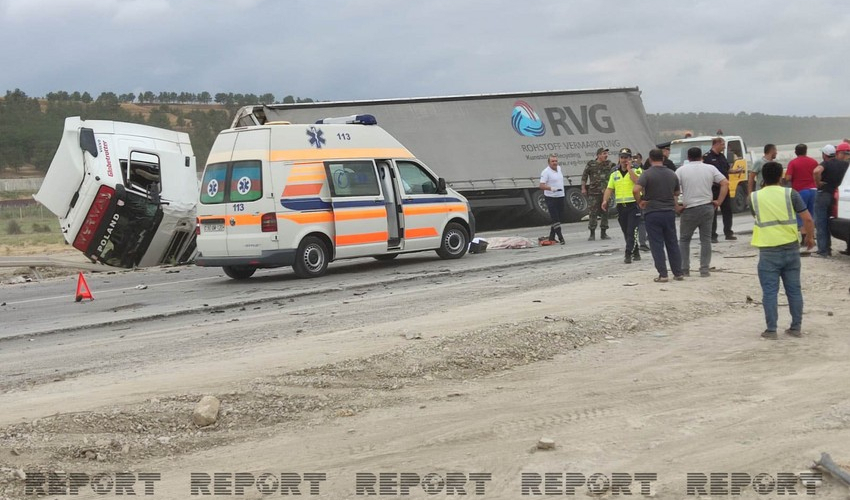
326, 160, 391, 259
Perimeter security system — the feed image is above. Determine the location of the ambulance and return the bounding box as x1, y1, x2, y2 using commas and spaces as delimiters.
194, 115, 474, 279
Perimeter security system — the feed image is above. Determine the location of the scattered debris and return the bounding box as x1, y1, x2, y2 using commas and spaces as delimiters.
623, 282, 639, 287
813, 452, 850, 487
135, 284, 148, 290
192, 396, 221, 427
404, 332, 423, 340
537, 438, 555, 450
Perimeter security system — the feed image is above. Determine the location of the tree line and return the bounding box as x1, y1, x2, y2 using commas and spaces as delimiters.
3, 88, 850, 176
0, 89, 317, 173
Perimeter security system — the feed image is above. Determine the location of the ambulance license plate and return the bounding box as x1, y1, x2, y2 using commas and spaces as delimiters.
204, 223, 225, 232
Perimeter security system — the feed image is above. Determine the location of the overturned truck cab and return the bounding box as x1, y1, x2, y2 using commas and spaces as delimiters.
34, 117, 199, 268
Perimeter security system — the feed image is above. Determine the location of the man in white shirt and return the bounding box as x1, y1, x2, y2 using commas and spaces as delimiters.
676, 147, 729, 277
539, 154, 566, 244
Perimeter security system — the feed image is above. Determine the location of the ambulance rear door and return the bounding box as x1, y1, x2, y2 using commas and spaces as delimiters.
226, 129, 274, 256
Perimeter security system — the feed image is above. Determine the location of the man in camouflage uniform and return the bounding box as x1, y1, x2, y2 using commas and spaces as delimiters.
581, 147, 613, 240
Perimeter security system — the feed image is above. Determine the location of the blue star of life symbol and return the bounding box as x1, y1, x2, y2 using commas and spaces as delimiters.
307, 126, 325, 149
237, 176, 251, 195
207, 179, 219, 197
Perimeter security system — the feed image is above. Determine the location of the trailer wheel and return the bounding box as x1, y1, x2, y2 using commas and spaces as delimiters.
292, 236, 329, 278
564, 187, 588, 222
436, 222, 469, 259
222, 265, 256, 280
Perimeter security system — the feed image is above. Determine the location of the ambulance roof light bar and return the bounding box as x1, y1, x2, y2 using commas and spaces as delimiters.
315, 114, 377, 125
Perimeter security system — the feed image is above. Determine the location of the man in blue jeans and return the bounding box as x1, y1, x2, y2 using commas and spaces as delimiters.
812, 143, 850, 256
750, 162, 815, 339
633, 148, 683, 282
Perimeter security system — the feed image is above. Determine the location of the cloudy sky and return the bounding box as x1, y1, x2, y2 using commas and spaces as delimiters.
1, 0, 848, 117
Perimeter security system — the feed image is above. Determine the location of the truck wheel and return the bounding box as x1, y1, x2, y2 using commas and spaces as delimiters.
436, 222, 469, 259
531, 190, 551, 223
222, 266, 256, 280
292, 236, 329, 278
564, 187, 588, 222
731, 186, 748, 213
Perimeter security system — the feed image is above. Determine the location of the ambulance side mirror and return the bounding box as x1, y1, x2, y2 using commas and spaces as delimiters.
437, 178, 447, 195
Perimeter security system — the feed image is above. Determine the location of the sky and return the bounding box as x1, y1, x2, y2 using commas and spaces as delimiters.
1, 0, 849, 117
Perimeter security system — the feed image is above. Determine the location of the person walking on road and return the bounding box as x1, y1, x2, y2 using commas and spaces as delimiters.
704, 137, 738, 243
602, 148, 642, 263
581, 148, 613, 241
539, 154, 566, 245
750, 162, 814, 339
633, 148, 684, 282
676, 147, 728, 277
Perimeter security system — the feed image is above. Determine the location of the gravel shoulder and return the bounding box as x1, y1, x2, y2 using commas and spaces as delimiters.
1, 240, 850, 499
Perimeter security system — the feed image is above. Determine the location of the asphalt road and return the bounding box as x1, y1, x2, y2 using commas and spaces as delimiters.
0, 218, 754, 342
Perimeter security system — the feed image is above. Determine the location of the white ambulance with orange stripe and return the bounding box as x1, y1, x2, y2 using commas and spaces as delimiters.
194, 115, 474, 279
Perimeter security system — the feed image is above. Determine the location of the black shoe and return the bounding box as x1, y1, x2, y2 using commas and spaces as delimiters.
725, 234, 737, 240
785, 328, 802, 338
624, 255, 632, 264
711, 236, 719, 244
632, 252, 641, 261
761, 330, 778, 340
639, 244, 650, 252
559, 239, 565, 245
588, 230, 595, 241
601, 232, 611, 240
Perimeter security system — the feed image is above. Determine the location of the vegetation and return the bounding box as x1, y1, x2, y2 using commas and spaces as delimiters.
2, 88, 850, 176
0, 203, 64, 248
0, 89, 317, 173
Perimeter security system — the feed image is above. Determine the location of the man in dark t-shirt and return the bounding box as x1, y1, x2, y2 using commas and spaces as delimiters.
634, 148, 683, 281
812, 143, 850, 256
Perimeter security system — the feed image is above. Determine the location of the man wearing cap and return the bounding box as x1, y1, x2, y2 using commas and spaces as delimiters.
750, 162, 814, 339
812, 143, 850, 256
539, 154, 566, 245
644, 143, 677, 172
704, 137, 737, 243
581, 147, 614, 241
602, 148, 643, 263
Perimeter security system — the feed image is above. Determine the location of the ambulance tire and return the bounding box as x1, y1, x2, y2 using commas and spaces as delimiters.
436, 222, 469, 260
293, 236, 329, 278
373, 254, 399, 261
222, 266, 256, 280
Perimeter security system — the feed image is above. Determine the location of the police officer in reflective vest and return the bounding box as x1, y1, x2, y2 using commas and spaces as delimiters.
750, 162, 814, 339
602, 148, 643, 263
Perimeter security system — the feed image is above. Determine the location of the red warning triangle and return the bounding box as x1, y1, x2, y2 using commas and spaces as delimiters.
75, 272, 94, 302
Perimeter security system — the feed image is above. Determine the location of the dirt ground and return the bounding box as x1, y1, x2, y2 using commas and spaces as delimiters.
1, 241, 850, 499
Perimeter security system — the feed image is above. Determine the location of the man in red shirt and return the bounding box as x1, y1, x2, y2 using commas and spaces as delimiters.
784, 144, 819, 243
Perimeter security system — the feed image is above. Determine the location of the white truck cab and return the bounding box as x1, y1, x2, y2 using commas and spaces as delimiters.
194, 115, 474, 279
829, 165, 850, 248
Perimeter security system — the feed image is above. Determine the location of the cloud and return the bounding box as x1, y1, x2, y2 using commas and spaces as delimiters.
1, 0, 848, 116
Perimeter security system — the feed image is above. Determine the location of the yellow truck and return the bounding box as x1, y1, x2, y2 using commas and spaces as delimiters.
668, 135, 750, 212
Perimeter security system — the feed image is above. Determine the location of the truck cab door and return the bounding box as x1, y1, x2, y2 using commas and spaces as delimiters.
326, 160, 389, 258
726, 138, 748, 201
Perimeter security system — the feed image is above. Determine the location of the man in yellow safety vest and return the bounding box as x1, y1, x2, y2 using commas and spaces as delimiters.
602, 148, 643, 263
750, 162, 815, 339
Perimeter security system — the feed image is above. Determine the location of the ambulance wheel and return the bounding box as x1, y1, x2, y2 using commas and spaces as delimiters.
222, 266, 256, 280
436, 222, 469, 260
373, 254, 399, 261
293, 236, 329, 278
